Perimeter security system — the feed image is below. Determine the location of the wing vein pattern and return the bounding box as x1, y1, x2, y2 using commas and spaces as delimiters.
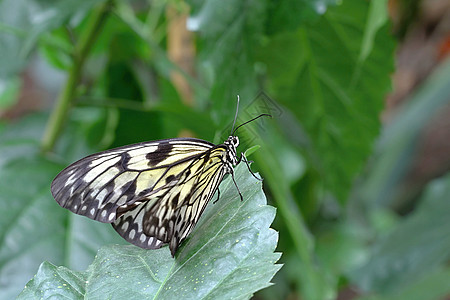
51, 138, 230, 256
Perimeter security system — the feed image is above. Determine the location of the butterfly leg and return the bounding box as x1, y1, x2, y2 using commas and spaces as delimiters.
213, 187, 221, 204
231, 171, 244, 201
238, 153, 263, 181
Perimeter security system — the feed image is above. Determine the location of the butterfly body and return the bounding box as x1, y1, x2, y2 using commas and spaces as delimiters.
51, 136, 240, 256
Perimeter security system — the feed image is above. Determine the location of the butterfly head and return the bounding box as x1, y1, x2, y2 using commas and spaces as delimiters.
224, 135, 239, 165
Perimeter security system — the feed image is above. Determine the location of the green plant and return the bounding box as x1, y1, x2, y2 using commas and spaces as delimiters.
4, 1, 447, 300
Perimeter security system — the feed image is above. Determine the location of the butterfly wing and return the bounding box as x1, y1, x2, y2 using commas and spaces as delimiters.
51, 138, 228, 255
112, 146, 229, 256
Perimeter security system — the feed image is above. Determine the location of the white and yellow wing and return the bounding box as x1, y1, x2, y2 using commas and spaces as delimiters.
51, 137, 229, 256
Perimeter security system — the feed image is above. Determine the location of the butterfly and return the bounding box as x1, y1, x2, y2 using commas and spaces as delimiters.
51, 101, 270, 257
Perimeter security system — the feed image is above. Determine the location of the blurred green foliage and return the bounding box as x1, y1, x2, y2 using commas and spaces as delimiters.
1, 0, 449, 299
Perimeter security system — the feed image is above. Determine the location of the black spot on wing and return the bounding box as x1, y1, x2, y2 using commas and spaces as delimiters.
112, 214, 164, 250
171, 193, 180, 208
169, 236, 181, 257
138, 188, 153, 197
116, 202, 139, 218
143, 213, 164, 239
146, 142, 173, 166
123, 178, 137, 198
115, 152, 131, 171
165, 174, 176, 184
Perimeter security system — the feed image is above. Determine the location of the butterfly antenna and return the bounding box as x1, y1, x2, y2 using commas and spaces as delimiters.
230, 95, 240, 135
232, 113, 272, 136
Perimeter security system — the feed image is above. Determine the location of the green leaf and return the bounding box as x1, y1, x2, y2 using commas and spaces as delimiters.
19, 164, 281, 299
253, 134, 333, 300
260, 0, 396, 202
352, 58, 450, 210
0, 156, 64, 300
0, 113, 47, 167
347, 61, 450, 299
0, 0, 106, 78
356, 266, 450, 300
0, 76, 21, 110
188, 0, 268, 119
38, 28, 73, 70
350, 173, 450, 295
0, 113, 125, 299
244, 145, 260, 157
265, 0, 337, 33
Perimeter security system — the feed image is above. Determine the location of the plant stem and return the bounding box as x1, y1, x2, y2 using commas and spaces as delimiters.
114, 2, 206, 96
243, 127, 332, 299
40, 1, 112, 153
